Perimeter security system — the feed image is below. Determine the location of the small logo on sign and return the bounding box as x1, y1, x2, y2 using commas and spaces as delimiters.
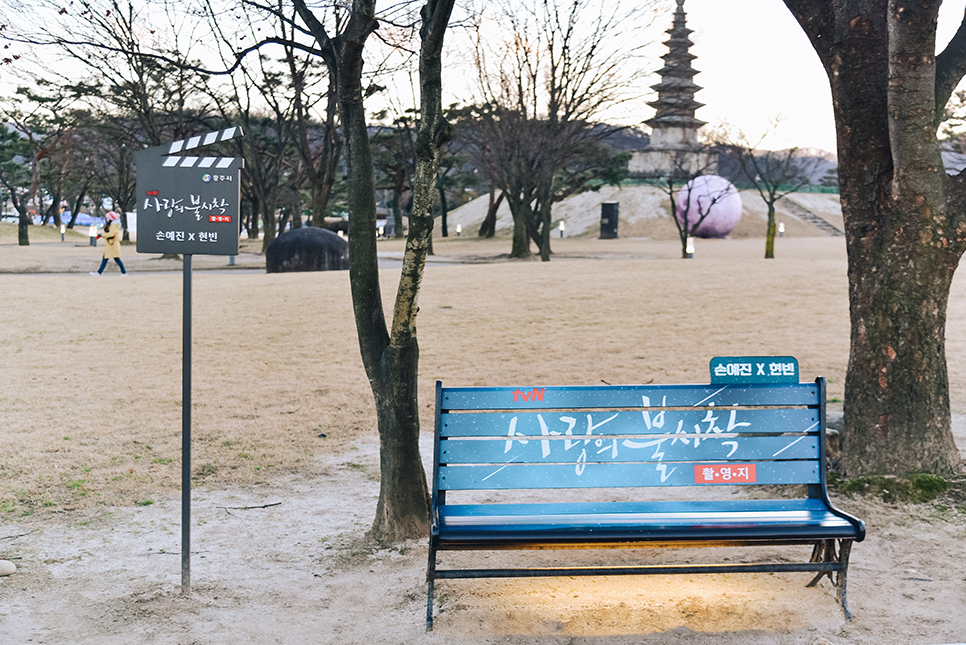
202, 174, 212, 183
146, 190, 158, 196
512, 388, 545, 403
209, 215, 232, 223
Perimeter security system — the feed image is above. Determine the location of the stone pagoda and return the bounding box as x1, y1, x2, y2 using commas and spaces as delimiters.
629, 0, 715, 179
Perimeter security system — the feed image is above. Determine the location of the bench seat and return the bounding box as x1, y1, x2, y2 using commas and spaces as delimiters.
438, 499, 864, 545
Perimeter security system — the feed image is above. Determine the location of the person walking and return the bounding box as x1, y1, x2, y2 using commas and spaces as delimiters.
90, 211, 127, 275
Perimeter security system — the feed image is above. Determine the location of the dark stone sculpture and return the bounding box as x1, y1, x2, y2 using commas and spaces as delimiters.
265, 227, 349, 273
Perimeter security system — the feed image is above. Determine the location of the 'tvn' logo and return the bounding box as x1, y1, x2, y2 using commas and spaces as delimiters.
512, 388, 545, 402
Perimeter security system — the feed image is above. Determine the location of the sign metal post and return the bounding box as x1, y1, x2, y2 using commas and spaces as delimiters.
134, 128, 244, 594
182, 253, 192, 592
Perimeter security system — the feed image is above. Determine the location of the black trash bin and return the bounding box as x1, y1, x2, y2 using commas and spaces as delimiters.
600, 202, 619, 239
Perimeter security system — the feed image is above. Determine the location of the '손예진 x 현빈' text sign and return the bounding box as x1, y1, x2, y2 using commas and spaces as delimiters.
709, 356, 799, 384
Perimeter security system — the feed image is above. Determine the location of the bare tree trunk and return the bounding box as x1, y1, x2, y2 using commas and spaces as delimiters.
294, 0, 455, 541
368, 0, 456, 539
259, 198, 277, 252
5, 190, 32, 246
663, 185, 691, 259
47, 190, 63, 228
536, 180, 553, 262
765, 203, 776, 259
17, 211, 29, 246
290, 184, 303, 229
390, 191, 403, 238
438, 186, 448, 237
393, 200, 405, 239
479, 185, 501, 238
785, 0, 963, 475
507, 196, 532, 258
68, 183, 90, 230
243, 201, 257, 241
310, 175, 334, 227
296, 69, 341, 228
369, 338, 428, 539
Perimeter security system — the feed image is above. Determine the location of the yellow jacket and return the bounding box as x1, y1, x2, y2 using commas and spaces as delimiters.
100, 222, 121, 259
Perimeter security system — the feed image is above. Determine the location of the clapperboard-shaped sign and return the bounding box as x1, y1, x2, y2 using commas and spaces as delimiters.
134, 128, 244, 256
709, 356, 799, 384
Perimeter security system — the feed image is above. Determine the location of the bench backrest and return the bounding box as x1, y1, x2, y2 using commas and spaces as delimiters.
432, 379, 828, 500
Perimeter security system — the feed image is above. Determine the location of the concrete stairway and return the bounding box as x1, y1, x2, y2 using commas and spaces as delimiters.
779, 197, 845, 236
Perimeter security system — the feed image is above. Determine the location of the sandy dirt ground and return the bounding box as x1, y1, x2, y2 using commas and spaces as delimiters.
1, 227, 965, 644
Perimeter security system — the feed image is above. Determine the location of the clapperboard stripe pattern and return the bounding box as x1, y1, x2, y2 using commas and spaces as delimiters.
162, 127, 242, 169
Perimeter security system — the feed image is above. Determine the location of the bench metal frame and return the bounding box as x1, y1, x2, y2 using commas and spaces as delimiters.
426, 378, 865, 630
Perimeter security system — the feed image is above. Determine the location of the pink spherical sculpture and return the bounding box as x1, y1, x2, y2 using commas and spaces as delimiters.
675, 175, 742, 238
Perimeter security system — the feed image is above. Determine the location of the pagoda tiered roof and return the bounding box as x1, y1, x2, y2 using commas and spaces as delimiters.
645, 0, 706, 132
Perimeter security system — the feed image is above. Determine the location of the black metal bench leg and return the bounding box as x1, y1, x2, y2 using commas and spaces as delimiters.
426, 577, 435, 631
806, 540, 831, 588
426, 540, 437, 631
838, 539, 854, 620
804, 539, 854, 620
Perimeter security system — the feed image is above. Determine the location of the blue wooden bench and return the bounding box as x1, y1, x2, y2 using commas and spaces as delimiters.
426, 376, 865, 630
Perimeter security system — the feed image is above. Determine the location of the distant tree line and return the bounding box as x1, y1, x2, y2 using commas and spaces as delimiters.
0, 0, 657, 258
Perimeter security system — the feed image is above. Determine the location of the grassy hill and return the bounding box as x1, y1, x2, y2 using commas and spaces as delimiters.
444, 186, 842, 240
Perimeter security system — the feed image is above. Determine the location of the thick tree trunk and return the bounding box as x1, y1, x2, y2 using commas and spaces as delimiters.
785, 0, 963, 476
509, 205, 532, 258
538, 218, 551, 261
369, 340, 429, 539
844, 217, 960, 474
17, 211, 29, 246
840, 1, 960, 475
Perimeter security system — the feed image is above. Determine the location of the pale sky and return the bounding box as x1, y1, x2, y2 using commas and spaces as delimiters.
679, 0, 966, 153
